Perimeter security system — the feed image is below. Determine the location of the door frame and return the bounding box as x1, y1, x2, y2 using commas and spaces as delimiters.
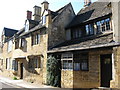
20, 63, 23, 79
100, 54, 112, 87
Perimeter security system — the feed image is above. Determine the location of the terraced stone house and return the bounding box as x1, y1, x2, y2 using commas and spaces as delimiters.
0, 0, 75, 84
48, 0, 120, 89
0, 0, 120, 89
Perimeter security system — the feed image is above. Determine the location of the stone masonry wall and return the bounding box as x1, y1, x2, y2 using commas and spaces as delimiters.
61, 48, 112, 88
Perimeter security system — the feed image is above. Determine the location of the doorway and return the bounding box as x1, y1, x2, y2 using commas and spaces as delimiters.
100, 54, 112, 87
20, 63, 23, 79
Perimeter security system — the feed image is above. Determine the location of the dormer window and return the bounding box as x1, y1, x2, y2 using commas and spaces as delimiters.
71, 29, 82, 39
42, 16, 46, 25
96, 18, 111, 33
25, 20, 29, 32
85, 24, 94, 35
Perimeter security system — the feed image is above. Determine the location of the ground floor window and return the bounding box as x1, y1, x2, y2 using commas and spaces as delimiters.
74, 53, 89, 71
61, 52, 89, 71
61, 53, 73, 70
6, 58, 12, 70
12, 60, 18, 71
28, 57, 41, 69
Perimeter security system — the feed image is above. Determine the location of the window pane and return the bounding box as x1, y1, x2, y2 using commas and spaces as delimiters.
74, 63, 80, 71
96, 21, 101, 34
63, 60, 67, 69
89, 24, 94, 35
81, 60, 88, 70
86, 25, 89, 35
68, 60, 73, 70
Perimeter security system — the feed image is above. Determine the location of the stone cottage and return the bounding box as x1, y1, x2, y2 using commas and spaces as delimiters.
0, 0, 75, 85
48, 0, 120, 89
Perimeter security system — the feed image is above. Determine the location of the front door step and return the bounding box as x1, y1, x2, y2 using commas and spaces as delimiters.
98, 87, 111, 90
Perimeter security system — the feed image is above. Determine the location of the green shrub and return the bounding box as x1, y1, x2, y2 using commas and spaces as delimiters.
13, 77, 17, 80
46, 55, 61, 87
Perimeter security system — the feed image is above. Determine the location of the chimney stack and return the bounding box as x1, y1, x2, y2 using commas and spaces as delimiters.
41, 0, 49, 15
27, 10, 32, 20
33, 6, 41, 21
84, 0, 91, 7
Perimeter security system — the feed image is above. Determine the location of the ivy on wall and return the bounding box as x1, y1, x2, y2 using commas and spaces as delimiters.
46, 55, 61, 87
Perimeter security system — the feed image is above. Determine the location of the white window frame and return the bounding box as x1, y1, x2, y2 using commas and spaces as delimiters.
7, 40, 12, 52
61, 52, 73, 70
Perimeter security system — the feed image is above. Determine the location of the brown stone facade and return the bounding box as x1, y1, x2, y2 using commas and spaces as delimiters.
61, 48, 114, 88
0, 29, 48, 84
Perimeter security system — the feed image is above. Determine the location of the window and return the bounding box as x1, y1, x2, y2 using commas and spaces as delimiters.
35, 34, 40, 45
12, 60, 18, 71
73, 53, 89, 71
72, 29, 81, 39
21, 38, 25, 48
28, 57, 41, 69
34, 58, 41, 68
32, 33, 40, 45
42, 16, 46, 25
6, 58, 11, 70
15, 39, 19, 49
105, 18, 111, 30
96, 18, 111, 33
7, 40, 12, 52
85, 24, 94, 35
101, 20, 106, 32
61, 53, 73, 70
96, 21, 101, 34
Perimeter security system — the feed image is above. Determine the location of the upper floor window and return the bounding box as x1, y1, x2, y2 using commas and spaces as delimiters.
96, 18, 111, 33
42, 16, 46, 25
21, 38, 25, 48
32, 33, 40, 45
25, 20, 29, 32
15, 39, 19, 49
85, 24, 94, 35
7, 40, 12, 52
72, 29, 82, 39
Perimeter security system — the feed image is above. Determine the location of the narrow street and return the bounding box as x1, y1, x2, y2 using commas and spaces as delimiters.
0, 81, 27, 90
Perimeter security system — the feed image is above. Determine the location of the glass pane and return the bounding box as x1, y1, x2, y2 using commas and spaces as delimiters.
74, 63, 80, 71
81, 62, 88, 70
68, 60, 73, 70
86, 25, 89, 35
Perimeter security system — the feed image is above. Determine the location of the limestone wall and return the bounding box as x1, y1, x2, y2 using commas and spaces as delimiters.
61, 49, 112, 88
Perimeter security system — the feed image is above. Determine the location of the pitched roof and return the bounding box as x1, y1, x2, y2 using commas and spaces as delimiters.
51, 3, 73, 21
66, 2, 112, 28
48, 33, 120, 53
18, 3, 73, 37
3, 27, 18, 37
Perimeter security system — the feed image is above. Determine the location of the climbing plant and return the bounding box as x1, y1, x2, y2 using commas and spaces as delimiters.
46, 55, 61, 87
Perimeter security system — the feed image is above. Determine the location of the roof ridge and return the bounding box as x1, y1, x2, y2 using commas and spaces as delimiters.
55, 2, 71, 13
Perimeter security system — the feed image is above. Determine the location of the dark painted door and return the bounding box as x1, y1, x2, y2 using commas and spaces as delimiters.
20, 63, 23, 79
100, 54, 112, 87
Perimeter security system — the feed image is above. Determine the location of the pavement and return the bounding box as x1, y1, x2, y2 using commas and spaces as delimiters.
0, 75, 55, 89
